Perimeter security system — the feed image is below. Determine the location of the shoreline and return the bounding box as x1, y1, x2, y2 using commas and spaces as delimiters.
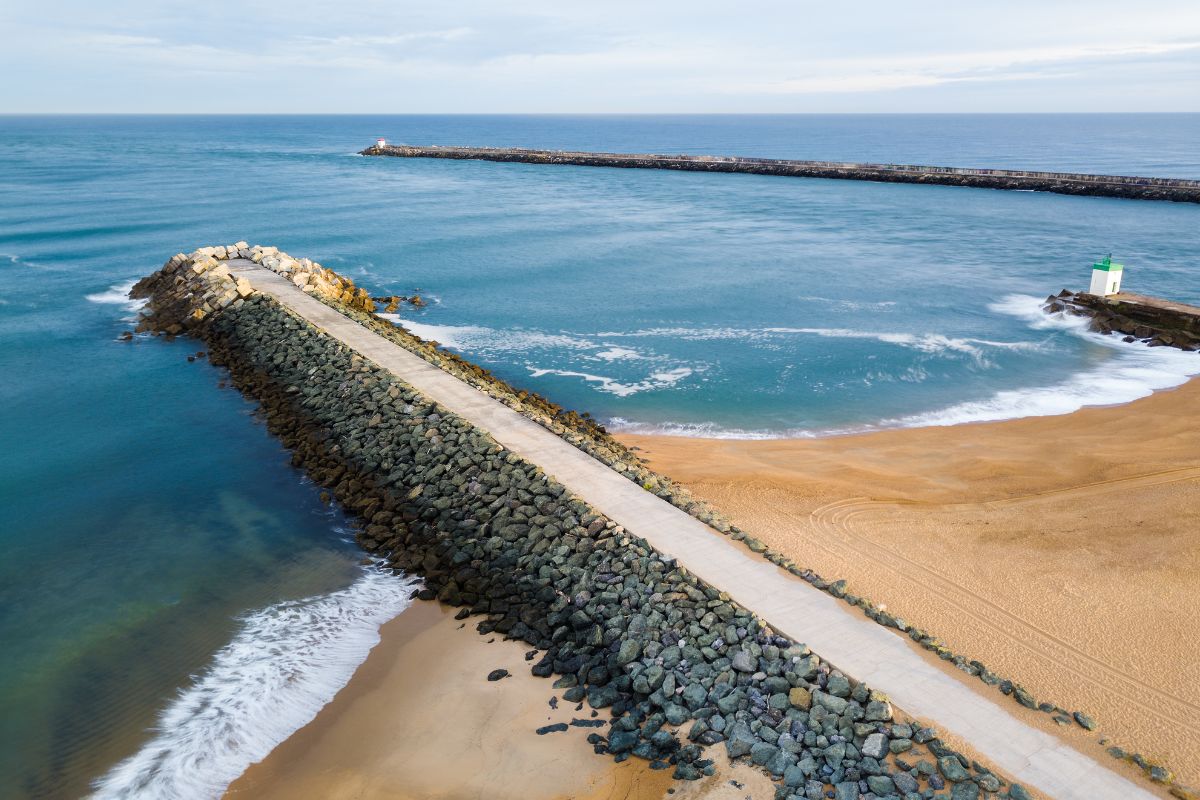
606, 349, 1200, 443
226, 600, 774, 800
227, 379, 1197, 800
132, 243, 1181, 800
617, 376, 1200, 788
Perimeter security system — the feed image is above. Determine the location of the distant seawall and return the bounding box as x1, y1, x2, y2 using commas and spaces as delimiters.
361, 145, 1200, 204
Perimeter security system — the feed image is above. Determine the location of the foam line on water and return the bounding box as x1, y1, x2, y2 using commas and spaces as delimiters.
528, 366, 693, 397
608, 417, 832, 440
382, 317, 699, 395
896, 294, 1200, 427
597, 324, 1034, 364
391, 319, 1017, 365
390, 318, 600, 354
89, 567, 420, 800
612, 296, 1200, 437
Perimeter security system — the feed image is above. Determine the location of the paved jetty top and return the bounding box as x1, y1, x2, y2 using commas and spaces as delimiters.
1108, 292, 1200, 318
228, 258, 1155, 800
361, 144, 1200, 203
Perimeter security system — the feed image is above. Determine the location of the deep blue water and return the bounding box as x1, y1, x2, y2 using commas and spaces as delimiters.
1, 114, 1199, 799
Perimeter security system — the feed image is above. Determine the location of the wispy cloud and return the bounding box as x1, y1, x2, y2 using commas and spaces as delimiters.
5, 0, 1199, 111
83, 33, 162, 47
295, 28, 474, 48
733, 40, 1200, 95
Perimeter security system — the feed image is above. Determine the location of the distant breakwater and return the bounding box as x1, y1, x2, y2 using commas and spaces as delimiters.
361, 145, 1200, 204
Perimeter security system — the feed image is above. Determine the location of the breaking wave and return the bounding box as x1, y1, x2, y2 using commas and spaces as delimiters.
597, 325, 1034, 365
608, 417, 829, 439
390, 296, 1196, 434
86, 280, 148, 321
893, 294, 1200, 427
395, 319, 596, 353
90, 568, 420, 800
529, 366, 693, 397
612, 295, 1200, 436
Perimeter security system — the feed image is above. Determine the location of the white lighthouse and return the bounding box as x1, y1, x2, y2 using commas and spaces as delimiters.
1088, 255, 1124, 296
375, 138, 387, 149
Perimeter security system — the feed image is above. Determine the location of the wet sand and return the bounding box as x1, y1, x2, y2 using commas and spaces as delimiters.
618, 379, 1200, 787
226, 600, 773, 800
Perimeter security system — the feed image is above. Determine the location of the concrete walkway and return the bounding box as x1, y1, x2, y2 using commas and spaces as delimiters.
229, 259, 1154, 800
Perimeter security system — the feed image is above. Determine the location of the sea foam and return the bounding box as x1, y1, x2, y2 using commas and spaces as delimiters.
528, 366, 693, 397
611, 295, 1200, 437
893, 294, 1200, 427
381, 317, 698, 396
90, 568, 419, 800
86, 280, 148, 321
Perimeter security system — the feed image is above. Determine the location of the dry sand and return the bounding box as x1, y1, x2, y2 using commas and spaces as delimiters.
618, 379, 1200, 787
226, 600, 773, 800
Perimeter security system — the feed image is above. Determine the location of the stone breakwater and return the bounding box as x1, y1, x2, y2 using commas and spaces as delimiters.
132, 246, 1121, 749
1044, 290, 1200, 352
361, 145, 1200, 204
130, 244, 1195, 797
130, 249, 1051, 800
130, 242, 378, 335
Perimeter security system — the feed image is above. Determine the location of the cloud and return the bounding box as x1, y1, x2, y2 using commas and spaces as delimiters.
295, 28, 474, 49
732, 40, 1200, 95
3, 0, 1198, 111
83, 33, 162, 47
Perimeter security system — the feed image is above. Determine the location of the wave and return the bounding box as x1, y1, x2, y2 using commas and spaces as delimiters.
614, 296, 1200, 437
795, 295, 899, 312
608, 417, 828, 439
86, 280, 148, 321
889, 352, 1199, 428
0, 251, 49, 270
987, 293, 1094, 332
528, 366, 693, 397
90, 567, 420, 800
593, 346, 648, 362
392, 319, 597, 354
387, 319, 697, 394
390, 318, 1026, 374
395, 296, 1194, 435
889, 292, 1200, 427
597, 324, 1033, 364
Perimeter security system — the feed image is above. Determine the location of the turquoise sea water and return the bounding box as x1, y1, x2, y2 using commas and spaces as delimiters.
2, 114, 1199, 799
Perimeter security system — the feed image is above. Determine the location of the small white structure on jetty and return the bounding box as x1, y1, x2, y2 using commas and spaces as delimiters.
375, 138, 387, 148
1089, 255, 1124, 296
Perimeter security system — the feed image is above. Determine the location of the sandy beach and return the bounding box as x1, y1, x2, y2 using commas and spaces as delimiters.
227, 600, 773, 800
618, 379, 1200, 787
226, 380, 1200, 799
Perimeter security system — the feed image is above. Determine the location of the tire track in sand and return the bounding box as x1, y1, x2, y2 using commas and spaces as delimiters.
800, 466, 1200, 735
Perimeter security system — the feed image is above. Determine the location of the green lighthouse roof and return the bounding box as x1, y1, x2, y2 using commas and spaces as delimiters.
1092, 255, 1124, 272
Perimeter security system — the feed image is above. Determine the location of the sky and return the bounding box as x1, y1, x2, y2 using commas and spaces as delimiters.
1, 0, 1198, 113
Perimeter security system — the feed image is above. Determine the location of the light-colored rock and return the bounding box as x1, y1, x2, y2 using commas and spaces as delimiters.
861, 732, 888, 759
789, 687, 812, 710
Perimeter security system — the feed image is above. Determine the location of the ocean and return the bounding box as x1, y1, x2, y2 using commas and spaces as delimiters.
1, 114, 1198, 799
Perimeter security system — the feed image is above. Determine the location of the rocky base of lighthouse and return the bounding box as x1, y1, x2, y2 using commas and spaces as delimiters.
1043, 290, 1200, 351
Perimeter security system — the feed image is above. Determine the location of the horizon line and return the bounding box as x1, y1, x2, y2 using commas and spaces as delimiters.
3, 111, 1200, 117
